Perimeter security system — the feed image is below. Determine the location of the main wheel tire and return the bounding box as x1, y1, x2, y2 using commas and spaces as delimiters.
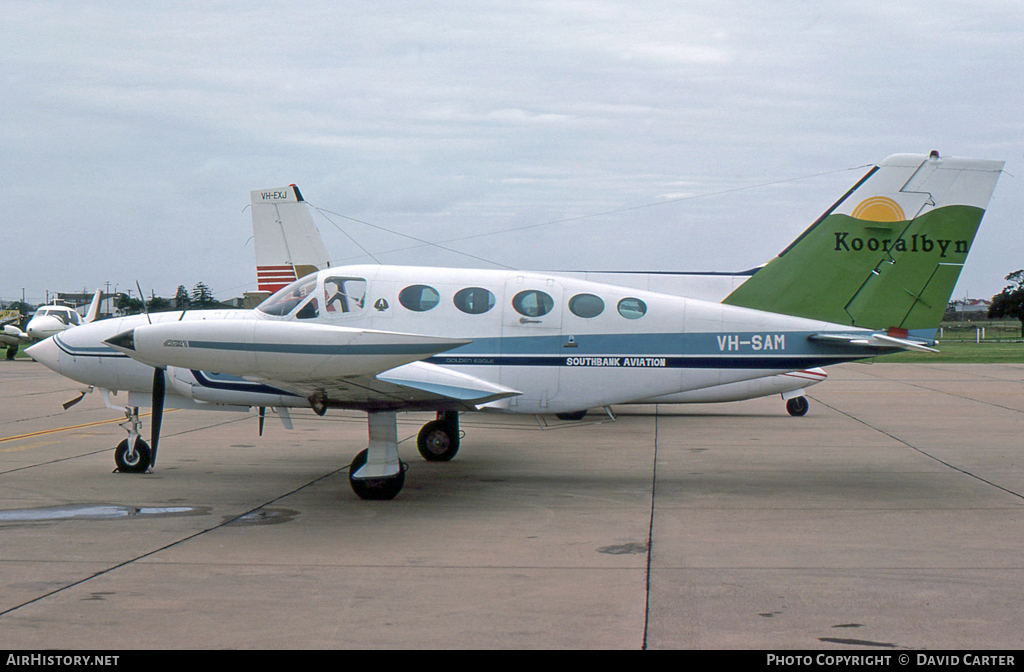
349, 449, 406, 500
555, 410, 587, 421
114, 438, 152, 473
417, 420, 460, 462
786, 397, 810, 417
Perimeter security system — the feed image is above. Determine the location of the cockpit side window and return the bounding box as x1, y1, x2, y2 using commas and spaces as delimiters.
323, 277, 367, 314
258, 276, 320, 316
295, 297, 319, 320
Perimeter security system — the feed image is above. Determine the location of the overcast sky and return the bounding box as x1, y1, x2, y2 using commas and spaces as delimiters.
2, 1, 1021, 306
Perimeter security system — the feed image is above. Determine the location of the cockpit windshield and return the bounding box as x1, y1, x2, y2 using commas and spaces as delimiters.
257, 275, 320, 316
39, 307, 81, 325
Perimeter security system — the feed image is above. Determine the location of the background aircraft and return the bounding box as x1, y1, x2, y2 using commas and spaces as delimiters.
26, 152, 1003, 500
24, 289, 103, 341
1, 310, 29, 360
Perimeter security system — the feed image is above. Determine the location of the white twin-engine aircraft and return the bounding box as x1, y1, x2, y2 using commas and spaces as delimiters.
25, 289, 103, 341
26, 153, 1003, 500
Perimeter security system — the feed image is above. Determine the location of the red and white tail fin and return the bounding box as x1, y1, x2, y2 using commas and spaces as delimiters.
250, 185, 331, 294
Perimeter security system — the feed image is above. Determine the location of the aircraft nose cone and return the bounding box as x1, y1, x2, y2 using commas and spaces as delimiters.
25, 336, 60, 372
26, 318, 58, 341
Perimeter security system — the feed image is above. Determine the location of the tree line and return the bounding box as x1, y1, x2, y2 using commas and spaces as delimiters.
116, 282, 217, 315
988, 270, 1024, 336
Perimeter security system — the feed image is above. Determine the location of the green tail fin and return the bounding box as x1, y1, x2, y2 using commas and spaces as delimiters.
723, 153, 1004, 332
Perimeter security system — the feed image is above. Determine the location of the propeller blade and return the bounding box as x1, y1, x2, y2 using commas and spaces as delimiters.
259, 406, 266, 437
151, 367, 165, 466
62, 392, 87, 410
61, 386, 94, 410
136, 281, 152, 324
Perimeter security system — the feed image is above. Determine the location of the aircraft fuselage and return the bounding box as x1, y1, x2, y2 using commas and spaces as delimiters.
31, 264, 883, 415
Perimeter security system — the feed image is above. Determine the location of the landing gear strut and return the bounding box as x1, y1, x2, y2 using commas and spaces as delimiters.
349, 411, 407, 500
786, 396, 810, 417
417, 411, 460, 462
114, 407, 152, 473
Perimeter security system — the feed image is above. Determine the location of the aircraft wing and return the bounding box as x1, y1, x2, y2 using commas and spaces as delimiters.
247, 360, 521, 411
103, 318, 519, 411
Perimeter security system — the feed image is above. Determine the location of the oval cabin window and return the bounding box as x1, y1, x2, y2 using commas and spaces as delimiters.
568, 293, 604, 318
617, 297, 647, 320
512, 290, 554, 318
453, 287, 496, 315
399, 285, 441, 312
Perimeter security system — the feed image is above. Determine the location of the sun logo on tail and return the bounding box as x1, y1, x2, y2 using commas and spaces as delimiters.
851, 196, 906, 222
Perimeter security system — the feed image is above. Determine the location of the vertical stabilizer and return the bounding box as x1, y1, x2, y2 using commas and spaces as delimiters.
723, 153, 1004, 333
83, 289, 102, 323
251, 185, 331, 294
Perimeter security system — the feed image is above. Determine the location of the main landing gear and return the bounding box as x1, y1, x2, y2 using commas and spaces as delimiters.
348, 410, 408, 500
114, 407, 153, 473
416, 411, 461, 462
348, 411, 463, 500
786, 396, 810, 417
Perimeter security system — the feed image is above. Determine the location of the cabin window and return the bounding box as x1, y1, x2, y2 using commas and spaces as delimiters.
617, 297, 647, 319
568, 293, 604, 318
399, 284, 441, 312
257, 276, 319, 316
512, 290, 554, 318
323, 277, 367, 314
453, 287, 495, 315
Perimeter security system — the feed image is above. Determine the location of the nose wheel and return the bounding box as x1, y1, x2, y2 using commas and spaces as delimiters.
113, 406, 154, 473
115, 437, 152, 473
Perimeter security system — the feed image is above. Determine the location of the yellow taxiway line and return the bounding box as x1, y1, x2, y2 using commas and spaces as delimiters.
0, 413, 158, 444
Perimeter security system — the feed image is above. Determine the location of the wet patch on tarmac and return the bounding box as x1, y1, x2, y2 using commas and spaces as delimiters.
222, 507, 299, 526
0, 504, 208, 522
597, 541, 648, 555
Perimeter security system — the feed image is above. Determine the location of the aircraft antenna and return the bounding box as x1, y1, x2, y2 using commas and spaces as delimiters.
310, 205, 515, 270
322, 163, 874, 264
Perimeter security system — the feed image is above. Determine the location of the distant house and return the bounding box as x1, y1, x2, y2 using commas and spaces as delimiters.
951, 299, 992, 314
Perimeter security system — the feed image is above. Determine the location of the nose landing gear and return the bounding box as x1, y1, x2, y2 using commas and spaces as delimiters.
114, 407, 153, 473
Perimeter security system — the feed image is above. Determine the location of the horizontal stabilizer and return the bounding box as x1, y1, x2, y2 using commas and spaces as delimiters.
376, 361, 521, 406
808, 331, 938, 353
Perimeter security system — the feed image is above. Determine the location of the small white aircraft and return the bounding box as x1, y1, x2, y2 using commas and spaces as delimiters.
26, 152, 1004, 500
1, 310, 29, 360
25, 290, 103, 341
253, 183, 827, 416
